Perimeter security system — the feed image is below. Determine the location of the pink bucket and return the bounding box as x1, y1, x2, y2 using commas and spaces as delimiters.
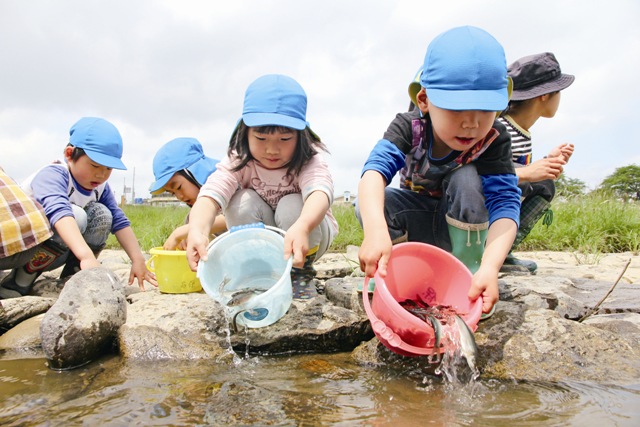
362, 242, 482, 357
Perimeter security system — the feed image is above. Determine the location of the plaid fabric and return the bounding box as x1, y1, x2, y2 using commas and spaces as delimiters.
513, 195, 551, 248
0, 170, 53, 258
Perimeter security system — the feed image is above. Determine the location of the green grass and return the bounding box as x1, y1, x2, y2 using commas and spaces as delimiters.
522, 193, 640, 254
109, 194, 640, 255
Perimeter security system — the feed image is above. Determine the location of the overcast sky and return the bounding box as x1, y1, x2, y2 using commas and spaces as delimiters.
1, 0, 638, 202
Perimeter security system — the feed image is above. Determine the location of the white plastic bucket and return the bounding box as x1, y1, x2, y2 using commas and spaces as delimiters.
197, 223, 293, 329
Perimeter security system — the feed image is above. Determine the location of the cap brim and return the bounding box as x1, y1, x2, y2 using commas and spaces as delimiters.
510, 74, 575, 101
427, 87, 509, 112
84, 150, 127, 170
149, 173, 173, 194
242, 113, 307, 130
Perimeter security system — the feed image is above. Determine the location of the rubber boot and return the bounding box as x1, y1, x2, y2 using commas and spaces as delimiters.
291, 247, 318, 300
0, 239, 66, 298
500, 195, 552, 274
446, 216, 488, 274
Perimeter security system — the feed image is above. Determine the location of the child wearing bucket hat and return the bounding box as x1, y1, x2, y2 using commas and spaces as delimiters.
498, 52, 575, 273
0, 117, 157, 298
187, 74, 338, 300
149, 137, 227, 250
357, 26, 521, 319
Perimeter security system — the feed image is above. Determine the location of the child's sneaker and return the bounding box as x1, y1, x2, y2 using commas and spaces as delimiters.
291, 273, 318, 300
0, 269, 37, 299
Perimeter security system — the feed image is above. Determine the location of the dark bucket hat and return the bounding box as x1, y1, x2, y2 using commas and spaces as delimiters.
508, 52, 575, 101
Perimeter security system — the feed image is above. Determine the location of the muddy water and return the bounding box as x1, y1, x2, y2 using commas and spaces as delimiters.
1, 352, 639, 426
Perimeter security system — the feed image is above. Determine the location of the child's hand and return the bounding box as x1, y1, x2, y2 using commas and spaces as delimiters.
358, 230, 392, 279
284, 222, 309, 268
523, 156, 565, 182
467, 265, 499, 315
186, 230, 209, 272
129, 258, 157, 291
163, 225, 189, 250
548, 143, 574, 163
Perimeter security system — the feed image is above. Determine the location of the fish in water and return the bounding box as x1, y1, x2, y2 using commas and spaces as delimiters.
226, 288, 265, 307
399, 298, 457, 355
453, 314, 479, 372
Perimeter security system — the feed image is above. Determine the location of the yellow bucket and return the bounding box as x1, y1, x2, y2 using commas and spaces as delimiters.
146, 247, 202, 294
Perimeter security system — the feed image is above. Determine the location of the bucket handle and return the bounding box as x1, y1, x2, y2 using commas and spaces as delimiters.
145, 255, 157, 273
208, 222, 287, 250
361, 277, 434, 356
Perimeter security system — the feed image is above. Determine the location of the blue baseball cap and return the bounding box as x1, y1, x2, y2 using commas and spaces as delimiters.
241, 74, 309, 130
421, 26, 509, 111
69, 117, 127, 170
149, 137, 219, 194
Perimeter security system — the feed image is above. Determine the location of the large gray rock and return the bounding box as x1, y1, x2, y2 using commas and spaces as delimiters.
118, 290, 231, 361
40, 267, 127, 370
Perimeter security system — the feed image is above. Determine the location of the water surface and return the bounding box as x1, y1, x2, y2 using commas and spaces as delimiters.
1, 352, 639, 426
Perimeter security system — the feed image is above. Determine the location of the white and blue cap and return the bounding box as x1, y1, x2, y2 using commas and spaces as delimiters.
241, 74, 309, 130
421, 26, 509, 111
69, 117, 127, 170
149, 137, 219, 194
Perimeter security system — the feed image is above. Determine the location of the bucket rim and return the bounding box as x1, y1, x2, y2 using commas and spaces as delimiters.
149, 247, 188, 257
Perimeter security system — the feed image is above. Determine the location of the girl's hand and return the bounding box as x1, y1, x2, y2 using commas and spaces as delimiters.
284, 222, 309, 268
186, 231, 209, 271
129, 259, 157, 291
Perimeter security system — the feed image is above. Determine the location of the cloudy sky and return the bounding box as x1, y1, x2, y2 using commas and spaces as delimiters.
1, 0, 638, 202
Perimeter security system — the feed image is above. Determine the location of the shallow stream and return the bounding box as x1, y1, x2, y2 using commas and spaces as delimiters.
1, 351, 639, 426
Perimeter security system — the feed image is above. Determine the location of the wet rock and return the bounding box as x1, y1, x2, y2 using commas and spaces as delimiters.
0, 313, 45, 355
40, 267, 126, 370
0, 296, 55, 333
118, 290, 231, 360
229, 295, 373, 354
482, 308, 640, 383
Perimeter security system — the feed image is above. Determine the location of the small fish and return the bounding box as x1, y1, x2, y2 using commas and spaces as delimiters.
426, 314, 443, 363
226, 288, 265, 307
231, 308, 261, 333
218, 275, 230, 294
454, 314, 479, 372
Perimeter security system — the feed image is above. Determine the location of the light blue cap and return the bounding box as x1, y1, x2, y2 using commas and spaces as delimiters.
69, 117, 126, 170
241, 74, 309, 130
149, 138, 218, 193
421, 26, 509, 111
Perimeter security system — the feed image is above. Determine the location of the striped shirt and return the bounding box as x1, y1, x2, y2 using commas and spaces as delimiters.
0, 169, 53, 258
498, 115, 532, 166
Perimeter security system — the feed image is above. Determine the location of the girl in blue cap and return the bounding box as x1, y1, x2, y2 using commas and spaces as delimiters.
0, 117, 157, 297
186, 74, 338, 299
149, 138, 227, 250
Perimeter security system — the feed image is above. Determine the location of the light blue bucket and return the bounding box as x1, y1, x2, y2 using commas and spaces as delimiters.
197, 223, 293, 329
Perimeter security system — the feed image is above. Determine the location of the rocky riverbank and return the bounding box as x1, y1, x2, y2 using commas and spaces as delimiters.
1, 247, 639, 383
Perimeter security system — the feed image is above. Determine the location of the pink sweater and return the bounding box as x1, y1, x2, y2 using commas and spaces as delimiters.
198, 152, 338, 235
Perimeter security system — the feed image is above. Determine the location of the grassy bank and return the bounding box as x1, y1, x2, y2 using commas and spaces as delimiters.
108, 194, 640, 255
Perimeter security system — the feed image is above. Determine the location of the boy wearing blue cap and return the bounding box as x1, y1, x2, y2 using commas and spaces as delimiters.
187, 74, 338, 299
0, 117, 156, 297
357, 26, 521, 318
149, 138, 227, 249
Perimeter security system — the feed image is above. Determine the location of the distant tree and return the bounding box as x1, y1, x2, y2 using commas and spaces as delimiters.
599, 164, 640, 201
555, 174, 587, 198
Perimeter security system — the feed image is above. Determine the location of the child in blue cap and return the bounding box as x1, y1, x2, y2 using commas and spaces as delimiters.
0, 117, 157, 297
187, 74, 338, 299
498, 52, 575, 273
149, 137, 227, 250
357, 26, 521, 319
